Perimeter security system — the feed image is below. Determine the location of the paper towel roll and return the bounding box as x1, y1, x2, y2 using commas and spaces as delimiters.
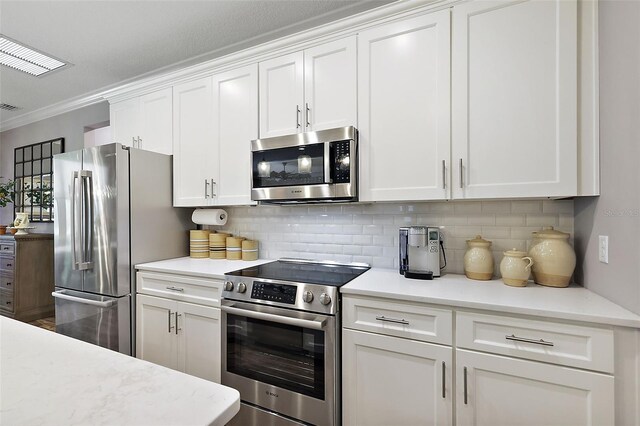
192, 209, 228, 226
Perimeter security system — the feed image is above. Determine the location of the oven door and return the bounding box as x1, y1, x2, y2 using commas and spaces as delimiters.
221, 299, 338, 426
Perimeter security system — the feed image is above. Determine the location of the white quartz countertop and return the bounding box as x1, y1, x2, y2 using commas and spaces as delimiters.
341, 269, 640, 328
0, 317, 240, 426
136, 257, 273, 279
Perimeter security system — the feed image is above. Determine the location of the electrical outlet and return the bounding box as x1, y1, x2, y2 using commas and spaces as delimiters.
599, 235, 609, 264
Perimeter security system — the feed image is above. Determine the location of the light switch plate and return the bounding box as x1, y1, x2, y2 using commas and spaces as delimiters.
598, 235, 609, 264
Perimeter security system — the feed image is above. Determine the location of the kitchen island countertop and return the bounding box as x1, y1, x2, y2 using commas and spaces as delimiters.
0, 316, 240, 426
341, 269, 640, 328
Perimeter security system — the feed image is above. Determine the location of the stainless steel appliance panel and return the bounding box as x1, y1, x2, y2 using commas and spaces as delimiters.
227, 403, 307, 426
82, 144, 128, 297
53, 287, 131, 353
53, 149, 84, 292
221, 300, 338, 426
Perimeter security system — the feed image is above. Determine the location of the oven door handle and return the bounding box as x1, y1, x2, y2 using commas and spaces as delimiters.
221, 305, 327, 330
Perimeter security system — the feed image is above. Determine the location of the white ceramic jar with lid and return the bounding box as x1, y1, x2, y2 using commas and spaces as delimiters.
500, 249, 533, 287
464, 235, 494, 280
528, 226, 576, 287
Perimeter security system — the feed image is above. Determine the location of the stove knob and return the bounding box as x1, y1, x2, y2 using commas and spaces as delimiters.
319, 293, 331, 306
237, 282, 247, 293
302, 291, 314, 303
224, 281, 234, 291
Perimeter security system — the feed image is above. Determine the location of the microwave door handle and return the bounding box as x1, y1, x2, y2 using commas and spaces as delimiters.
324, 143, 332, 184
221, 305, 327, 330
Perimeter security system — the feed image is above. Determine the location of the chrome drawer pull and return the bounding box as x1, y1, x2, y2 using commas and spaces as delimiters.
166, 286, 184, 292
505, 334, 554, 347
375, 315, 409, 325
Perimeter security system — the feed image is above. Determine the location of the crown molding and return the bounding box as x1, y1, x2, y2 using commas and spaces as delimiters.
1, 0, 453, 131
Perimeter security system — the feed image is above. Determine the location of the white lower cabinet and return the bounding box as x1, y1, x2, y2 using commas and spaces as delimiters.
342, 329, 453, 426
455, 349, 614, 426
136, 294, 221, 383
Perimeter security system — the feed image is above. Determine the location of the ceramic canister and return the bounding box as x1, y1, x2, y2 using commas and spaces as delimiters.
528, 226, 576, 288
500, 249, 533, 287
226, 236, 245, 260
189, 229, 210, 258
464, 235, 494, 280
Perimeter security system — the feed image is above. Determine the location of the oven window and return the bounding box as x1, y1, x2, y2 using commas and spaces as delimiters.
253, 143, 324, 188
227, 313, 325, 400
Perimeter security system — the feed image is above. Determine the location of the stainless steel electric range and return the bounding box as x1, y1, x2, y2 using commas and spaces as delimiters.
221, 258, 370, 426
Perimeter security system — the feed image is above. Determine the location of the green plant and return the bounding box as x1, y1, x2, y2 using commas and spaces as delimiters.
0, 178, 14, 208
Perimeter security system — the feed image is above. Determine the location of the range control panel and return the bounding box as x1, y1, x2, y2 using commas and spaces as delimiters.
251, 281, 297, 305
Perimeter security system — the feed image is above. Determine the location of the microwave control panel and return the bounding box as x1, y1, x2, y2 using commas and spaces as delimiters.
251, 281, 297, 304
330, 140, 351, 183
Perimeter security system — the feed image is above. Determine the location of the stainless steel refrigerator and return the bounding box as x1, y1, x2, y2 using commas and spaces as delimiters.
53, 143, 190, 355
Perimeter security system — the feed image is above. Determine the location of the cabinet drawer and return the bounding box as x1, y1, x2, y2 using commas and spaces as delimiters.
136, 271, 222, 307
0, 289, 14, 313
0, 243, 15, 255
456, 311, 614, 373
0, 274, 14, 291
0, 256, 15, 273
343, 295, 452, 345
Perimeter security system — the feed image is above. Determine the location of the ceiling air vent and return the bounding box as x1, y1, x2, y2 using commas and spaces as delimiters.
0, 34, 68, 76
0, 103, 21, 111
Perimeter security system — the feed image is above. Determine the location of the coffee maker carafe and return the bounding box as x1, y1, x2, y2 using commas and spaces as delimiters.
399, 226, 444, 280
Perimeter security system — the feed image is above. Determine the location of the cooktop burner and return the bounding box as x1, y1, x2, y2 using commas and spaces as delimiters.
226, 258, 370, 287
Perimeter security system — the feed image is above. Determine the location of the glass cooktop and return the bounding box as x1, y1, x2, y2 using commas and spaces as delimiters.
226, 259, 370, 287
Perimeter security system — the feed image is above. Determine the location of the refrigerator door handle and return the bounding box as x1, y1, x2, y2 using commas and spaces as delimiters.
71, 171, 82, 270
77, 170, 94, 270
52, 290, 117, 308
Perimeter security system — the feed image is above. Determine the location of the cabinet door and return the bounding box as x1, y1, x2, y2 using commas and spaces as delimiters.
172, 77, 217, 207
109, 98, 139, 147
343, 329, 452, 426
139, 88, 173, 155
456, 349, 614, 426
213, 64, 258, 206
304, 37, 357, 131
451, 0, 577, 198
136, 294, 177, 370
176, 301, 221, 383
259, 51, 304, 138
358, 11, 451, 202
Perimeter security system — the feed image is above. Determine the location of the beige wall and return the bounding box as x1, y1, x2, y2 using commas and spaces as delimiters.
0, 102, 110, 232
574, 0, 640, 315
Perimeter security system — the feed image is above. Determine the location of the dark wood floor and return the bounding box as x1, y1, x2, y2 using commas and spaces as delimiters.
29, 316, 55, 331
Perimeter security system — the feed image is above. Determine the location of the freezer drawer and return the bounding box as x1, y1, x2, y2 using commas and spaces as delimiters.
53, 288, 131, 355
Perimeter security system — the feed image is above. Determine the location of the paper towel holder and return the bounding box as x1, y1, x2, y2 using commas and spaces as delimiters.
192, 208, 228, 226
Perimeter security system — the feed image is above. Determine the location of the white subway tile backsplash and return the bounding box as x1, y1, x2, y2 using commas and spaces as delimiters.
217, 200, 573, 274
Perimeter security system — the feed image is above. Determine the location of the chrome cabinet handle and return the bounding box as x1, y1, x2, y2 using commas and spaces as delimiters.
175, 312, 182, 335
204, 179, 210, 198
138, 137, 142, 149
296, 105, 301, 128
305, 103, 311, 128
463, 366, 468, 405
166, 286, 184, 292
132, 137, 136, 148
168, 310, 174, 333
211, 179, 216, 197
442, 160, 446, 189
5, 263, 11, 267
442, 361, 446, 398
505, 334, 554, 347
459, 158, 463, 188
375, 315, 409, 325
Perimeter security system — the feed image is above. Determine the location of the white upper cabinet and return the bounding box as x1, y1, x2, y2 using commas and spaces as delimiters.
358, 11, 451, 202
259, 36, 357, 138
451, 0, 578, 199
109, 88, 173, 154
172, 77, 217, 207
304, 37, 357, 131
213, 64, 258, 206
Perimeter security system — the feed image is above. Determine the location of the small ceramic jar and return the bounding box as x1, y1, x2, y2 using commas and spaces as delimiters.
464, 235, 494, 280
528, 226, 576, 288
500, 249, 533, 287
13, 212, 29, 228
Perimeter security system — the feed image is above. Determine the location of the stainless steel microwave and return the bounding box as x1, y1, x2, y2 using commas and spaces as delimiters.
251, 126, 358, 203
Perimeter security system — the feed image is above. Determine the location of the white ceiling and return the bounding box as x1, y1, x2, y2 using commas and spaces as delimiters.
0, 0, 390, 125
